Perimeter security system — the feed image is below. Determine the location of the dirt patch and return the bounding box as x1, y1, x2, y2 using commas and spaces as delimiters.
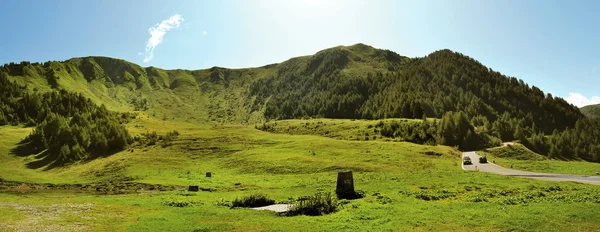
0, 202, 99, 232
0, 178, 181, 195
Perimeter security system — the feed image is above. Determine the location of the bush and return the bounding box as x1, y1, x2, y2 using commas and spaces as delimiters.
142, 131, 159, 146
285, 192, 338, 216
400, 189, 456, 201
469, 195, 488, 202
161, 130, 180, 147
214, 199, 231, 207
372, 192, 393, 204
231, 194, 275, 208
162, 199, 201, 207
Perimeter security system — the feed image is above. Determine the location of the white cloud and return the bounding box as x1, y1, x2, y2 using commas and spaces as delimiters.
564, 93, 600, 107
203, 31, 207, 35
144, 14, 184, 62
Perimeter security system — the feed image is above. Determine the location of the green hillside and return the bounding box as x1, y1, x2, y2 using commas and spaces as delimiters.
3, 44, 600, 231
252, 46, 581, 134
4, 120, 600, 231
479, 143, 600, 175
1, 56, 276, 124
1, 43, 599, 161
0, 44, 582, 126
581, 104, 600, 118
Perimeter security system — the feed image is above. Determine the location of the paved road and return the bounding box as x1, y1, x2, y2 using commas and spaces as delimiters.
462, 151, 600, 185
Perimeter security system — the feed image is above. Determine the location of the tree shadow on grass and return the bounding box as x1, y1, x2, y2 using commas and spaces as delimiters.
25, 151, 59, 170
9, 139, 120, 170
10, 140, 60, 170
10, 140, 43, 157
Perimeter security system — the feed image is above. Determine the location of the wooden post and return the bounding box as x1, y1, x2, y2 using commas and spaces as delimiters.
206, 172, 212, 177
336, 171, 355, 198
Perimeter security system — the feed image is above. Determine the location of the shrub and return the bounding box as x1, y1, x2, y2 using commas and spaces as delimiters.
231, 194, 275, 208
400, 189, 456, 201
162, 199, 201, 207
143, 131, 159, 146
214, 199, 231, 207
285, 192, 338, 216
372, 192, 393, 204
469, 195, 488, 202
161, 130, 180, 147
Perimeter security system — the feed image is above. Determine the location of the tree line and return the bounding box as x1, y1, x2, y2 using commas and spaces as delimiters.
523, 118, 600, 161
3, 45, 599, 162
0, 70, 132, 165
248, 47, 598, 160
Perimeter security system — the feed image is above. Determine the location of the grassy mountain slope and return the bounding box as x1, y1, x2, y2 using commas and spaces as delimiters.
2, 57, 277, 124
0, 72, 133, 166
479, 143, 600, 175
2, 43, 595, 159
247, 45, 555, 133
581, 104, 600, 118
1, 44, 582, 128
251, 47, 581, 134
3, 45, 600, 230
3, 119, 600, 231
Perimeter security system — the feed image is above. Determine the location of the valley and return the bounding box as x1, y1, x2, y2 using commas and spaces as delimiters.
1, 44, 600, 231
2, 117, 600, 231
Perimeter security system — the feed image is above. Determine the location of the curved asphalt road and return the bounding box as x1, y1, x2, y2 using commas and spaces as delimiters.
462, 150, 600, 185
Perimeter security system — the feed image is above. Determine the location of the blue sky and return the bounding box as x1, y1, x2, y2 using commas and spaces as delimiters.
1, 0, 599, 106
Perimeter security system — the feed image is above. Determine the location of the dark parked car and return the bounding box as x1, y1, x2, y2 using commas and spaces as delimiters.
479, 156, 488, 163
463, 156, 472, 165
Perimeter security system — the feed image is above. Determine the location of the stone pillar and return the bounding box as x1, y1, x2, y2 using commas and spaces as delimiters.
336, 171, 355, 198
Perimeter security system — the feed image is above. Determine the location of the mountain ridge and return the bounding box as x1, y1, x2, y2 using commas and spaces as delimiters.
2, 43, 599, 161
0, 43, 581, 127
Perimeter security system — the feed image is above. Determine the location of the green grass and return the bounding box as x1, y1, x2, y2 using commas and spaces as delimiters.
256, 118, 425, 142
6, 57, 278, 125
479, 143, 600, 176
482, 143, 547, 161
3, 46, 600, 231
2, 119, 600, 231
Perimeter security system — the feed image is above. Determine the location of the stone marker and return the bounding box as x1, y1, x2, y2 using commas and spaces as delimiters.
336, 171, 355, 198
206, 172, 212, 177
188, 185, 199, 192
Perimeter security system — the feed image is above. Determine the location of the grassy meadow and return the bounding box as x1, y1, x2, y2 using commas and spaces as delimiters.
479, 143, 600, 176
2, 117, 600, 231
